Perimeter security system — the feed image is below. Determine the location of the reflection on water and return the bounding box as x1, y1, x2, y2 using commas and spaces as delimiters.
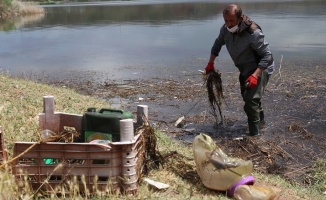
31, 2, 221, 26
0, 0, 325, 78
23, 0, 326, 27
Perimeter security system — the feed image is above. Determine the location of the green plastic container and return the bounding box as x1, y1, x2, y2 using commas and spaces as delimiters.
84, 131, 112, 142
81, 108, 133, 142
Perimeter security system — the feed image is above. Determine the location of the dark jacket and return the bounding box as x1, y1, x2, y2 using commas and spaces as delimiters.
211, 15, 274, 76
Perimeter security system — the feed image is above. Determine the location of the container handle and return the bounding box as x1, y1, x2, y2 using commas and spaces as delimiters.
99, 108, 124, 114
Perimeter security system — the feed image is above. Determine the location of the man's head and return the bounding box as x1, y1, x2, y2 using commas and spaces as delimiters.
223, 4, 242, 30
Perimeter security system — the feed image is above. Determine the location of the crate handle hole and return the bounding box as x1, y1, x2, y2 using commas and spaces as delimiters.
98, 176, 109, 182
67, 159, 85, 165
48, 175, 62, 181
18, 158, 37, 165
22, 176, 36, 181
92, 159, 110, 165
43, 158, 61, 165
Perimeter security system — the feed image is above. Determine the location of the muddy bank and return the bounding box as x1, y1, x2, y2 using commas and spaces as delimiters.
25, 58, 326, 186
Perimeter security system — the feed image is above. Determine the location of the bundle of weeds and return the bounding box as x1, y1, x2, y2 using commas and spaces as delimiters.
136, 114, 163, 175
136, 115, 199, 184
39, 127, 80, 143
206, 70, 224, 125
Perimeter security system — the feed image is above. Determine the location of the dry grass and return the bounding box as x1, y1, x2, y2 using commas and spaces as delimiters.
13, 0, 45, 15
0, 73, 108, 155
0, 73, 325, 199
0, 0, 44, 19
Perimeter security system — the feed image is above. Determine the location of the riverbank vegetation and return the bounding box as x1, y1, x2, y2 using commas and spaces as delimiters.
0, 0, 44, 19
0, 73, 325, 199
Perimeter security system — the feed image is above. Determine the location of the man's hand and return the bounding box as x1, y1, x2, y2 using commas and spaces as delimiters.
246, 75, 258, 89
205, 62, 215, 74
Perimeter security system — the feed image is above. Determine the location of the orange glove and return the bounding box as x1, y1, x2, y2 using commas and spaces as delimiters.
205, 62, 214, 74
246, 75, 258, 89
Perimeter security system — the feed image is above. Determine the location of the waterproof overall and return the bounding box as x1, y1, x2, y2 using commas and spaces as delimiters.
240, 69, 270, 135
211, 15, 274, 136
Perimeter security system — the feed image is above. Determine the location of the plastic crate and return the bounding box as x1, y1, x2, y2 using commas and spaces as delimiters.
12, 135, 143, 194
12, 96, 148, 195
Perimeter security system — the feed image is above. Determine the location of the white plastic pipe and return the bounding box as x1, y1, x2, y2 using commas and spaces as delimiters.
137, 105, 148, 126
120, 119, 134, 141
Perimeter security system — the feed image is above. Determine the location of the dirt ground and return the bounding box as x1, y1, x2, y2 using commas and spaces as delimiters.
36, 59, 326, 188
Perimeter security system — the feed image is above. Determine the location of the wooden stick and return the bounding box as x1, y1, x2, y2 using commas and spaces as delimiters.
276, 55, 284, 88
283, 166, 309, 175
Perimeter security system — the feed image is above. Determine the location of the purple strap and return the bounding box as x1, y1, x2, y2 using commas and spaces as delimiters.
227, 175, 256, 197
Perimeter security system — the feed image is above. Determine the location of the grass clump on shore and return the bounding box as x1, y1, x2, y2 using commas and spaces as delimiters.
0, 73, 325, 199
0, 0, 44, 19
310, 159, 326, 193
13, 0, 45, 15
0, 0, 14, 17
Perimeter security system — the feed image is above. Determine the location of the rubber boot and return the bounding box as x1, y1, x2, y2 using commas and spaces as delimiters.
260, 110, 265, 127
248, 122, 260, 136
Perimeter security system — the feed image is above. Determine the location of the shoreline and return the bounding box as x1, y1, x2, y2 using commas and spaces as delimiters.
5, 58, 326, 186
5, 51, 326, 186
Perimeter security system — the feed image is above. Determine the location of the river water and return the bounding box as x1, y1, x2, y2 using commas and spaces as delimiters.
0, 0, 325, 81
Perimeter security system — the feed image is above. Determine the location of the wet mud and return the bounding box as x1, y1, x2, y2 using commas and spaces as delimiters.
30, 59, 326, 186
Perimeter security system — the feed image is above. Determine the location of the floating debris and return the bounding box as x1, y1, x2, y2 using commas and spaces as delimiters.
175, 116, 185, 128
143, 178, 169, 190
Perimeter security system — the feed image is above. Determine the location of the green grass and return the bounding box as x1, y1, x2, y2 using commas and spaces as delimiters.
0, 73, 325, 199
0, 0, 13, 16
310, 159, 326, 193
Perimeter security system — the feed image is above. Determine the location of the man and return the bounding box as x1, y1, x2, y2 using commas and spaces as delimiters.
205, 4, 274, 136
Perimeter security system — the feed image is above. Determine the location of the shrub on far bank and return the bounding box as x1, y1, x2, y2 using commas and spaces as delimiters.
0, 0, 44, 19
1, 0, 13, 8
0, 0, 14, 18
13, 0, 45, 15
